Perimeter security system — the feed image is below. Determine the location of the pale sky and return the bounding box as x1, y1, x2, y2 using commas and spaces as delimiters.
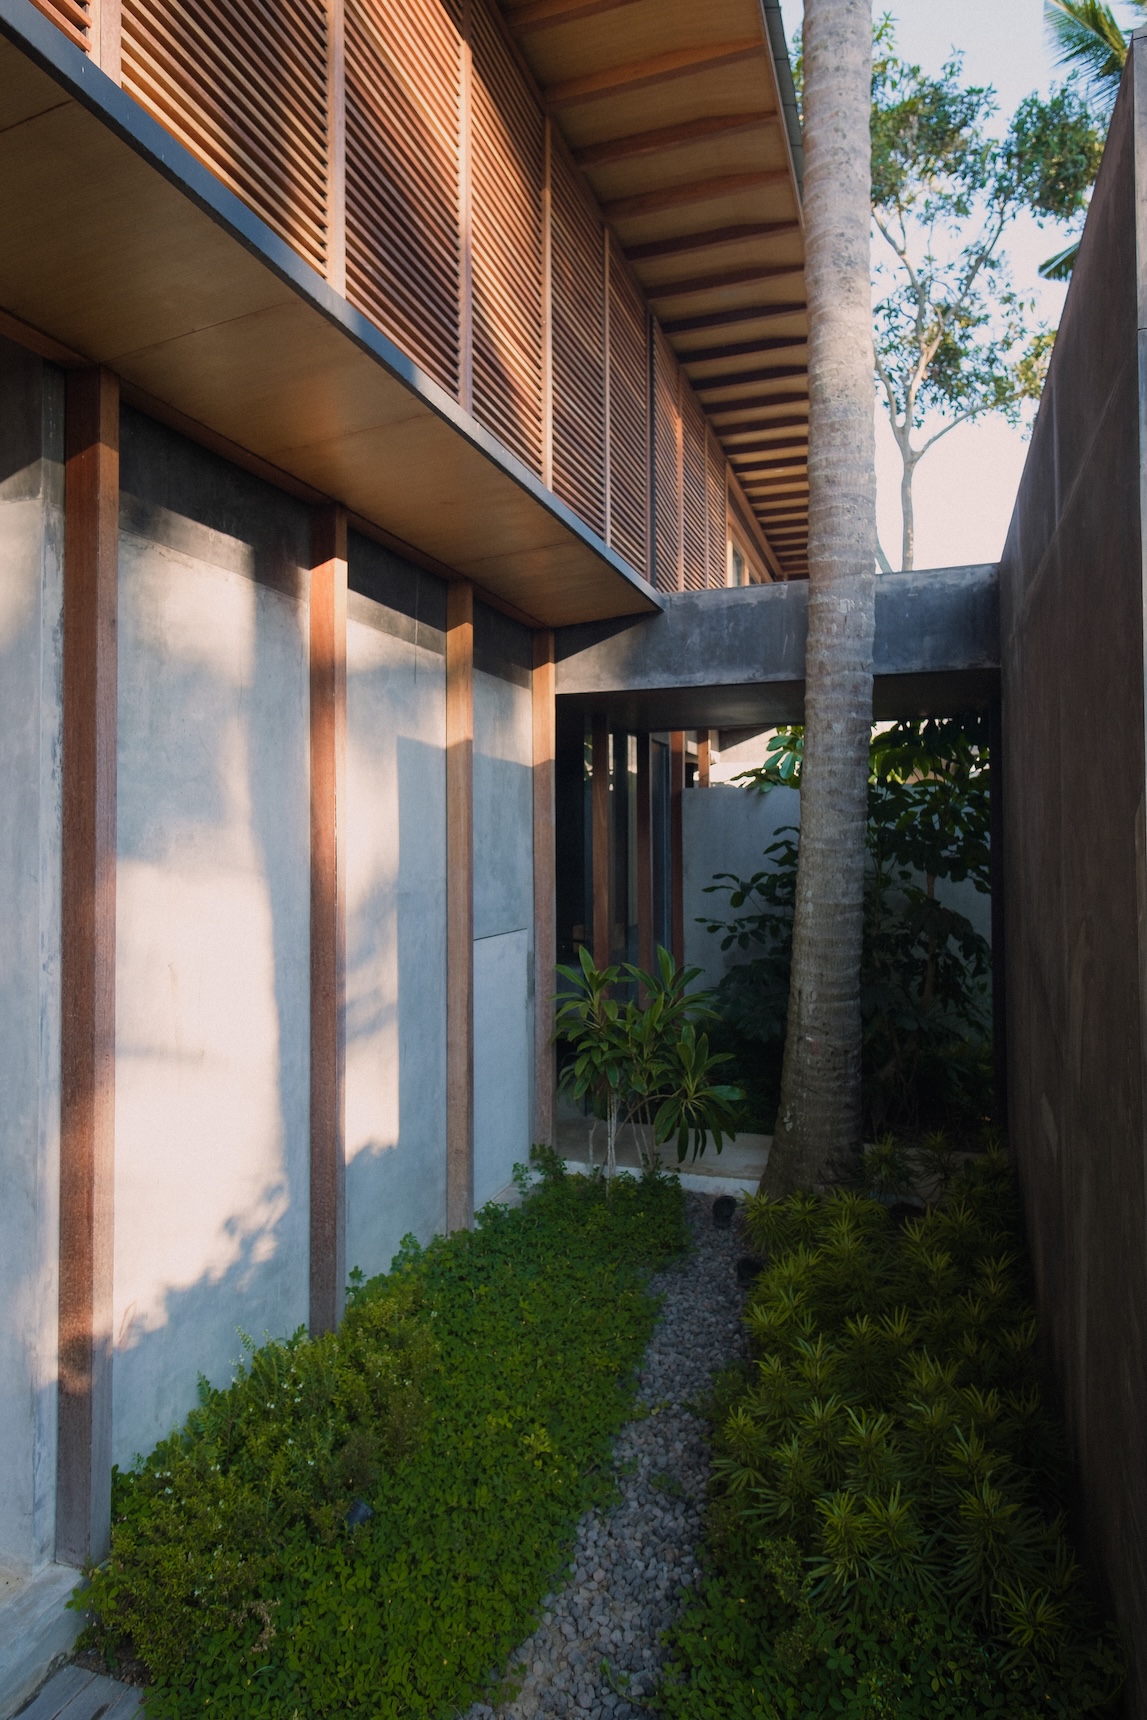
777, 0, 1139, 570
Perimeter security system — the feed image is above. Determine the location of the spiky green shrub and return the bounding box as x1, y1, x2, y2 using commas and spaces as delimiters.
79, 1159, 686, 1718
661, 1152, 1123, 1718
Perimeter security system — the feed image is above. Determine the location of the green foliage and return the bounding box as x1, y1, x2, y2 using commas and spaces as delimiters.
702, 717, 993, 1135
1044, 0, 1143, 110
555, 944, 743, 1166
78, 1165, 687, 1718
660, 1152, 1124, 1719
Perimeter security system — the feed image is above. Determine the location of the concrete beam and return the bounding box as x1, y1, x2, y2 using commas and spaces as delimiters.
554, 564, 999, 729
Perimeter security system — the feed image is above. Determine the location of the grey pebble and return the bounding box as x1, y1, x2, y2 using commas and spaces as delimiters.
463, 1190, 748, 1720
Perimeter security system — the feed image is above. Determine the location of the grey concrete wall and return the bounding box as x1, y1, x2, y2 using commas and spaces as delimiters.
345, 538, 448, 1276
999, 42, 1147, 1710
0, 339, 63, 1576
112, 411, 312, 1467
473, 604, 534, 1204
683, 783, 991, 995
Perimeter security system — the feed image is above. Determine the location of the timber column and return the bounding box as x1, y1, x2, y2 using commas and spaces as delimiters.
58, 368, 119, 1567
309, 504, 348, 1334
446, 582, 475, 1229
532, 630, 556, 1145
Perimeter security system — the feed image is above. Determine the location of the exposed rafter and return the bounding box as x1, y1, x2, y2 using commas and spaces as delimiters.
661, 301, 806, 336
645, 259, 801, 299
681, 334, 806, 365
628, 226, 799, 263
573, 112, 774, 168
547, 40, 764, 109
693, 362, 808, 388
604, 169, 789, 220
508, 0, 644, 32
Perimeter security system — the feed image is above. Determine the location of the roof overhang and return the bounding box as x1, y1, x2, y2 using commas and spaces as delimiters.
0, 0, 661, 627
502, 0, 810, 577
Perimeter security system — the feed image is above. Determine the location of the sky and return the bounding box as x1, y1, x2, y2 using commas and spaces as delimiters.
775, 0, 1140, 570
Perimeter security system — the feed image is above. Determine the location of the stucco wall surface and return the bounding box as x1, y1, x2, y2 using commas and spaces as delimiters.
112, 412, 312, 1467
0, 340, 63, 1574
999, 47, 1147, 1711
345, 537, 448, 1278
473, 604, 534, 1203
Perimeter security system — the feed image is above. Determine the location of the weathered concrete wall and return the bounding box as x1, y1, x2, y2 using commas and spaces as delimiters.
113, 411, 312, 1467
1000, 42, 1147, 1710
473, 604, 534, 1205
345, 538, 448, 1277
0, 339, 63, 1576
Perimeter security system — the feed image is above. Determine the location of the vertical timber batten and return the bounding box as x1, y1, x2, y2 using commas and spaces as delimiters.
532, 631, 556, 1144
669, 729, 685, 966
309, 503, 348, 1335
325, 0, 347, 295
541, 118, 554, 489
446, 582, 475, 1228
458, 0, 474, 414
91, 0, 121, 79
58, 366, 119, 1569
591, 714, 610, 967
635, 732, 653, 973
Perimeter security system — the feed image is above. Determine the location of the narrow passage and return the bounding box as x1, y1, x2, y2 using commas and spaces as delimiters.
468, 1190, 748, 1720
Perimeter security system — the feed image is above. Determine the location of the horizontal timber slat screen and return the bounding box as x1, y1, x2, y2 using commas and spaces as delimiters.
33, 0, 770, 582
122, 0, 331, 276
550, 140, 606, 536
346, 0, 462, 394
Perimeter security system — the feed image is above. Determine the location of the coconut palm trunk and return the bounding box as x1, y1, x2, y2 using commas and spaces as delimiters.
761, 0, 878, 1194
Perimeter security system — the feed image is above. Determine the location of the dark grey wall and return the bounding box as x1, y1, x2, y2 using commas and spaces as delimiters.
1000, 42, 1147, 1709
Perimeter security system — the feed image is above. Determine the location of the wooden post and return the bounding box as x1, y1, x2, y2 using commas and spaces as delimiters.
458, 0, 474, 413
541, 119, 554, 489
57, 367, 119, 1569
446, 582, 475, 1229
309, 504, 348, 1335
635, 732, 653, 972
591, 714, 610, 968
89, 0, 121, 80
325, 0, 347, 295
670, 729, 686, 966
532, 631, 556, 1144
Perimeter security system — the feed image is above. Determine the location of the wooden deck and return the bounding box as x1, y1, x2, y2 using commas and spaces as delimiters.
15, 1667, 142, 1720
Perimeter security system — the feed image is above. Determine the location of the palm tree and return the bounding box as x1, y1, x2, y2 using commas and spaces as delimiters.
761, 0, 878, 1194
1040, 0, 1145, 277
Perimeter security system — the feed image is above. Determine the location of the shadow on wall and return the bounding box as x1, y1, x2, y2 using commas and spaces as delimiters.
111, 410, 311, 1469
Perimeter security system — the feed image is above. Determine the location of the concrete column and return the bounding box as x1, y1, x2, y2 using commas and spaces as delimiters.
532, 630, 556, 1146
669, 729, 685, 967
591, 714, 610, 968
635, 733, 653, 973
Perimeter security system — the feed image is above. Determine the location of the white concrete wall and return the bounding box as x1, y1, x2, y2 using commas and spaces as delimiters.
0, 341, 64, 1576
112, 414, 312, 1467
473, 606, 534, 1202
344, 541, 448, 1278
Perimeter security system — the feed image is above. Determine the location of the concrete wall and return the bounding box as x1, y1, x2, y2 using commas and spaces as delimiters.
999, 43, 1147, 1710
0, 339, 63, 1577
113, 411, 313, 1466
473, 603, 535, 1205
345, 539, 448, 1277
683, 783, 992, 996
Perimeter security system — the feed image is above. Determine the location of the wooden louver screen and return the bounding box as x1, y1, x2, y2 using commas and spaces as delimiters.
606, 239, 650, 581
550, 145, 606, 537
121, 0, 330, 276
30, 0, 91, 50
680, 384, 708, 591
470, 0, 545, 474
706, 431, 729, 588
345, 0, 462, 395
652, 325, 682, 592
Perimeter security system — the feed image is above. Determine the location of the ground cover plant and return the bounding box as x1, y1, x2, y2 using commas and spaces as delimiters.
78, 1159, 687, 1719
660, 1148, 1124, 1719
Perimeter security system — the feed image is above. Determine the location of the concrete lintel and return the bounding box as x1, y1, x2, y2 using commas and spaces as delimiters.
554, 564, 999, 729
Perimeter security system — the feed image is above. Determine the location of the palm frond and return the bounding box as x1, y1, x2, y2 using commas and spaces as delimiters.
1038, 238, 1081, 280
1043, 0, 1128, 96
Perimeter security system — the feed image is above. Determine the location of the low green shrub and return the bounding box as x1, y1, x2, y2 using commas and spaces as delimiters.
79, 1158, 687, 1718
660, 1151, 1124, 1719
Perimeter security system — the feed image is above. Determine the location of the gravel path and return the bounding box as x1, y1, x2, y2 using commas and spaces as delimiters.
466, 1190, 749, 1720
